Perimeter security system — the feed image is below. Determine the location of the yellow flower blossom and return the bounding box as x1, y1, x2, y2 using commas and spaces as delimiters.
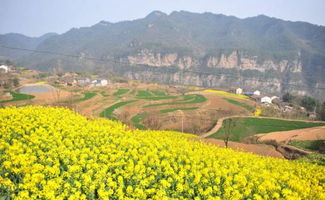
0, 106, 324, 199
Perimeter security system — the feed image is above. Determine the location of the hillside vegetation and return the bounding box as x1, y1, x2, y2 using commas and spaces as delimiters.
0, 106, 324, 199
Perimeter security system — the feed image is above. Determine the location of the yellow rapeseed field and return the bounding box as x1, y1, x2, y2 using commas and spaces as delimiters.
204, 89, 249, 100
0, 106, 324, 200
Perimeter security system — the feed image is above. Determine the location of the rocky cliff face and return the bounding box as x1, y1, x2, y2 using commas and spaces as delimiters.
127, 49, 198, 70
120, 49, 321, 97
127, 49, 302, 73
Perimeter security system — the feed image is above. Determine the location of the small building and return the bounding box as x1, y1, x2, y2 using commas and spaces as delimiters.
243, 91, 254, 96
0, 65, 9, 73
261, 96, 272, 104
235, 88, 243, 94
77, 78, 91, 86
283, 105, 293, 112
0, 77, 10, 87
253, 90, 261, 96
92, 79, 108, 86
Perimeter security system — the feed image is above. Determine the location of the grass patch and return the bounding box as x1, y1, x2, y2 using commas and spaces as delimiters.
99, 91, 110, 97
73, 92, 96, 103
182, 94, 206, 104
137, 90, 153, 98
150, 90, 167, 96
144, 94, 206, 107
160, 107, 199, 113
0, 91, 34, 104
208, 117, 325, 142
100, 100, 137, 120
297, 153, 325, 166
224, 98, 254, 111
113, 89, 129, 96
136, 89, 176, 100
131, 113, 147, 130
289, 140, 324, 151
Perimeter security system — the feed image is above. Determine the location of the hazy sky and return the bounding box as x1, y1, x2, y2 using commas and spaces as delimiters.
1, 0, 325, 37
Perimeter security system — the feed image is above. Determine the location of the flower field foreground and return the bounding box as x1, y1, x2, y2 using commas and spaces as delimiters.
0, 106, 324, 200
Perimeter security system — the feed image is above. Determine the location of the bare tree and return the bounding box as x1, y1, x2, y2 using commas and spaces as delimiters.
189, 122, 202, 134
176, 87, 188, 96
118, 111, 131, 125
143, 115, 162, 130
221, 118, 239, 148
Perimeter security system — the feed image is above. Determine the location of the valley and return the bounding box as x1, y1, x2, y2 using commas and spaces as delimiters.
1, 70, 324, 161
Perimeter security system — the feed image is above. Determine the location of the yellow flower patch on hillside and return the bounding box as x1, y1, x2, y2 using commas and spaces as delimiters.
204, 89, 249, 100
0, 106, 324, 199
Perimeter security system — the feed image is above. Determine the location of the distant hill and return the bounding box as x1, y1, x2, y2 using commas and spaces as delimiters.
0, 32, 57, 60
1, 11, 325, 98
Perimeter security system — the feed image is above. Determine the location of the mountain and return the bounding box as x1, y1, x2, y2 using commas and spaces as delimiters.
1, 11, 325, 98
0, 32, 57, 60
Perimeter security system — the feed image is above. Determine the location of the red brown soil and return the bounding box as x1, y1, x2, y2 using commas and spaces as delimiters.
31, 90, 73, 105
204, 138, 284, 158
77, 95, 106, 116
257, 126, 325, 143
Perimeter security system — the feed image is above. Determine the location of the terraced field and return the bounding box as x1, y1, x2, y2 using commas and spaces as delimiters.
1, 82, 257, 135
0, 91, 35, 104
100, 100, 138, 120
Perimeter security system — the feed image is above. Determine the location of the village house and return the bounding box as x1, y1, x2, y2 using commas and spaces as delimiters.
244, 90, 261, 96
261, 96, 272, 104
0, 65, 9, 73
92, 78, 108, 86
253, 90, 261, 95
77, 78, 91, 86
0, 77, 11, 88
236, 88, 243, 94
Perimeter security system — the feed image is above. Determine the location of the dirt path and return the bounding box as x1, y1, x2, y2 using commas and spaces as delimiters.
200, 115, 243, 137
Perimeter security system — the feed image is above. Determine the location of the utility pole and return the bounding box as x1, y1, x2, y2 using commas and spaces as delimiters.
177, 110, 184, 133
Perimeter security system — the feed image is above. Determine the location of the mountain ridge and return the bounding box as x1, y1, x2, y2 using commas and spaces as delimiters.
1, 11, 325, 98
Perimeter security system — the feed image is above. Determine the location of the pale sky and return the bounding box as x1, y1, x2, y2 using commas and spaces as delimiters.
1, 0, 325, 37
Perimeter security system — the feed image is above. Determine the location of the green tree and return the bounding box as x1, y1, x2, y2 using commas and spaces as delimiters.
319, 102, 325, 121
300, 96, 318, 112
13, 78, 19, 87
282, 92, 295, 103
221, 118, 240, 148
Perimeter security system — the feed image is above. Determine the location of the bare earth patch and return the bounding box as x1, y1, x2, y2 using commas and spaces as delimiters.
256, 126, 325, 143
203, 138, 284, 158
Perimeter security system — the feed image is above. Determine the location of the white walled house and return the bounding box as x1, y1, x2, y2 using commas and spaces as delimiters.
261, 96, 272, 104
253, 90, 261, 96
93, 79, 108, 86
236, 88, 243, 94
0, 65, 9, 73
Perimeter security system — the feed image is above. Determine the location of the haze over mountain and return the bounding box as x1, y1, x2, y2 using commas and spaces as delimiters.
1, 11, 325, 98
